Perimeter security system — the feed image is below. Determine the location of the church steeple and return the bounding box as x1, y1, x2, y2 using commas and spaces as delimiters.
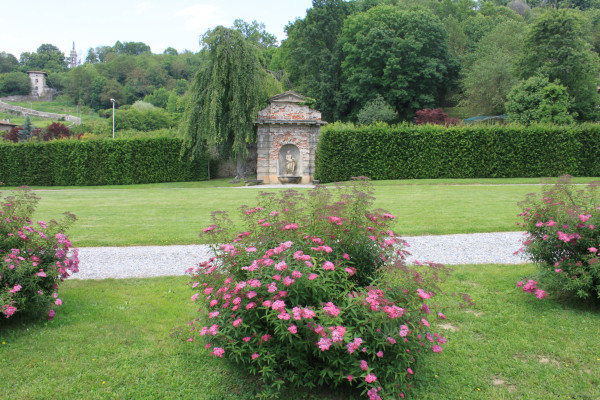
68, 42, 78, 68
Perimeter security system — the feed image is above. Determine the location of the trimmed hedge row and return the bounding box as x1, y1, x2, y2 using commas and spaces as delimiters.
0, 137, 208, 186
315, 123, 600, 182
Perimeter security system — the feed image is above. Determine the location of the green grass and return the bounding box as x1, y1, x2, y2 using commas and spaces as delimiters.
0, 111, 66, 128
6, 177, 597, 247
3, 99, 103, 122
1, 266, 598, 399
0, 277, 256, 400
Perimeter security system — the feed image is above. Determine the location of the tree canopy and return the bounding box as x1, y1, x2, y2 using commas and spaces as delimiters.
517, 9, 600, 119
181, 26, 282, 176
340, 5, 456, 120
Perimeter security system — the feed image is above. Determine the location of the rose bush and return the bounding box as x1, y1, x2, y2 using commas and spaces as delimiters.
0, 187, 79, 320
518, 176, 600, 300
187, 178, 452, 399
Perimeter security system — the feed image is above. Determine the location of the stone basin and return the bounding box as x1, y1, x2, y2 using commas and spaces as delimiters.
277, 176, 302, 184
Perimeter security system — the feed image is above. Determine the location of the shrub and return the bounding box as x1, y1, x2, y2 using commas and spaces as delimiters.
414, 108, 460, 126
357, 95, 398, 125
0, 137, 208, 186
518, 176, 600, 300
315, 123, 594, 183
187, 178, 453, 399
43, 122, 71, 141
0, 187, 79, 320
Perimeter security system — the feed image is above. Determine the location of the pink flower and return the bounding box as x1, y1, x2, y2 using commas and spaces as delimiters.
387, 337, 396, 344
347, 375, 353, 382
211, 347, 225, 357
360, 360, 368, 371
588, 247, 598, 253
317, 337, 333, 351
261, 334, 271, 342
3, 305, 17, 317
283, 223, 299, 230
328, 216, 343, 225
417, 288, 431, 299
322, 302, 341, 317
365, 374, 377, 383
308, 273, 318, 280
246, 291, 257, 299
344, 267, 355, 276
232, 318, 242, 327
202, 225, 217, 232
55, 299, 62, 306
555, 269, 563, 273
407, 368, 414, 375
376, 351, 384, 358
421, 318, 430, 327
432, 345, 443, 353
535, 289, 548, 299
330, 326, 346, 343
208, 311, 220, 318
579, 214, 592, 222
242, 336, 251, 342
251, 353, 259, 360
245, 246, 257, 252
283, 276, 295, 286
288, 325, 298, 334
207, 324, 219, 336
399, 325, 409, 337
9, 284, 21, 293
36, 270, 47, 277
291, 270, 302, 278
48, 309, 55, 321
342, 253, 350, 260
277, 312, 291, 320
367, 388, 382, 400
322, 261, 335, 271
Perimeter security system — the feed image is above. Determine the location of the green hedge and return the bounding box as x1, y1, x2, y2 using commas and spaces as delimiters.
315, 123, 600, 182
0, 137, 208, 186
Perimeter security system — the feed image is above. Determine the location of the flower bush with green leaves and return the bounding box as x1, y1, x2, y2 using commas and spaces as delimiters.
518, 176, 600, 300
0, 187, 79, 320
187, 178, 452, 399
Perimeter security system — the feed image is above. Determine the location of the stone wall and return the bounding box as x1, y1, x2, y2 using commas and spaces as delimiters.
0, 100, 81, 125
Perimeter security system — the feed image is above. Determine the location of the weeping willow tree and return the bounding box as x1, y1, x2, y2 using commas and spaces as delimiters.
182, 26, 282, 179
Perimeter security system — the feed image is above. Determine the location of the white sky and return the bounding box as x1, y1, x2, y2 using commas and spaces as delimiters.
1, 0, 313, 59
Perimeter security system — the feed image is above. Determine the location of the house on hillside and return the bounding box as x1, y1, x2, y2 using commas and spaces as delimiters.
27, 71, 50, 97
0, 119, 18, 133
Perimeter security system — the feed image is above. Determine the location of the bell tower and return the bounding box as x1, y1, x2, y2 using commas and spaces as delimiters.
68, 42, 78, 68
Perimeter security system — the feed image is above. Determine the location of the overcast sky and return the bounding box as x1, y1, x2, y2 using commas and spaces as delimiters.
2, 0, 313, 59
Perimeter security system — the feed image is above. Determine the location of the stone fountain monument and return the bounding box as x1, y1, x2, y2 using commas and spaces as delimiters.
256, 91, 327, 184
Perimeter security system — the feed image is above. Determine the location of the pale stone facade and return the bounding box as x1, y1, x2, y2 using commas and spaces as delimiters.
256, 91, 326, 184
27, 71, 48, 97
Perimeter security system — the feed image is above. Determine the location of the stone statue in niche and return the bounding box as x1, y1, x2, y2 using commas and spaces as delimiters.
285, 151, 296, 175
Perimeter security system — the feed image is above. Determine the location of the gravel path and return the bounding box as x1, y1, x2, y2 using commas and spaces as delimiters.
71, 232, 530, 280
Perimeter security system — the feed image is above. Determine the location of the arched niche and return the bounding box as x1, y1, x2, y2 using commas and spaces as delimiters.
279, 144, 301, 177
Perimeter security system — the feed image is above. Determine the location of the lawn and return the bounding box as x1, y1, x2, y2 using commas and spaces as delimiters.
1, 265, 598, 399
3, 99, 104, 122
1, 177, 599, 399
11, 176, 598, 247
0, 111, 66, 128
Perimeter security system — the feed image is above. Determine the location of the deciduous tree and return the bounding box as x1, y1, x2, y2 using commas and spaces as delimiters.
517, 9, 600, 119
340, 5, 456, 120
181, 26, 282, 178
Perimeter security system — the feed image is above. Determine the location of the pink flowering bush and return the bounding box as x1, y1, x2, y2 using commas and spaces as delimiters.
187, 178, 451, 399
518, 176, 600, 300
0, 187, 79, 320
